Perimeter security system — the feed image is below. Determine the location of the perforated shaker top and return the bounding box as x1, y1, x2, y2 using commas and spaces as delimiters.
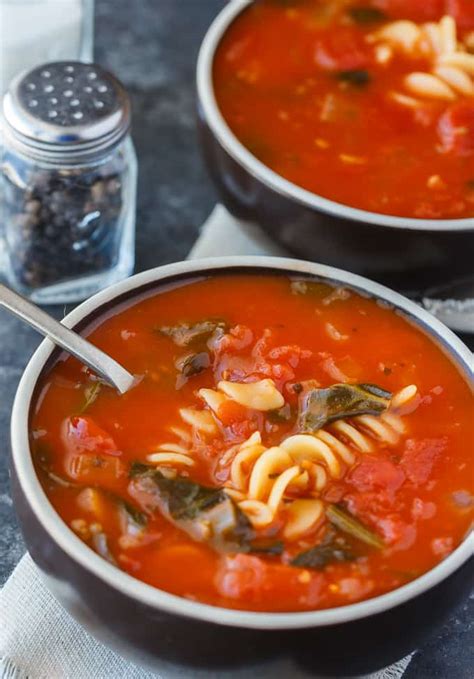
2, 61, 131, 162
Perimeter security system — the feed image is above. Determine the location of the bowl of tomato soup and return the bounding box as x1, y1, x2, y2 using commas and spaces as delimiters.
10, 257, 473, 674
197, 0, 474, 294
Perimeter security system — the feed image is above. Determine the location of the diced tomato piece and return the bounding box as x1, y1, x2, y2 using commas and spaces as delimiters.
314, 29, 371, 71
215, 400, 262, 440
411, 498, 437, 520
437, 103, 474, 156
431, 536, 454, 557
66, 452, 127, 491
217, 400, 249, 425
61, 416, 125, 490
445, 0, 474, 30
377, 516, 417, 549
226, 419, 259, 442
216, 554, 325, 609
400, 438, 446, 485
214, 325, 254, 354
345, 490, 398, 526
337, 577, 375, 602
62, 416, 121, 457
267, 345, 312, 365
373, 0, 443, 21
322, 482, 346, 504
348, 459, 406, 494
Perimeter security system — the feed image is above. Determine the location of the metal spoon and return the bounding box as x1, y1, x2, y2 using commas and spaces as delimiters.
0, 283, 136, 394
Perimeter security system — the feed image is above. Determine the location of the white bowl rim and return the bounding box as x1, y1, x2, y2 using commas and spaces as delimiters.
196, 0, 474, 233
11, 256, 474, 630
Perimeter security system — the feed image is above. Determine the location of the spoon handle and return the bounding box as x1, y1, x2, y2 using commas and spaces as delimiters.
0, 283, 135, 394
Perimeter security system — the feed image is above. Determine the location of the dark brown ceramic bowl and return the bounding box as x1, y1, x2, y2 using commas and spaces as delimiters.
10, 257, 474, 676
196, 0, 474, 296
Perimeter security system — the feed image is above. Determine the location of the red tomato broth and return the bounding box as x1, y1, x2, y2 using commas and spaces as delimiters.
31, 274, 473, 612
212, 0, 474, 219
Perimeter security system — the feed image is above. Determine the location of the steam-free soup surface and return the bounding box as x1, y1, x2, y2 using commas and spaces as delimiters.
213, 0, 474, 218
32, 275, 473, 611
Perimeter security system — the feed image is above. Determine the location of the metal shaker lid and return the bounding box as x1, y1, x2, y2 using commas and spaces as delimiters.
2, 61, 131, 163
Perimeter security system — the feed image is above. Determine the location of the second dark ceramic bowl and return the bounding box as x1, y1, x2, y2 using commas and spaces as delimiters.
196, 0, 474, 296
10, 256, 474, 676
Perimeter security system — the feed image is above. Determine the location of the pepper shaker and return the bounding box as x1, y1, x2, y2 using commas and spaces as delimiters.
0, 61, 137, 303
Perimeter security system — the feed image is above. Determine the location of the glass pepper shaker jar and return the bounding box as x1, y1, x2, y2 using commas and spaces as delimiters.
0, 61, 137, 303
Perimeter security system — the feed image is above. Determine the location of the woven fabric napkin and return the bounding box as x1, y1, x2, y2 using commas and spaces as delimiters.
0, 205, 414, 678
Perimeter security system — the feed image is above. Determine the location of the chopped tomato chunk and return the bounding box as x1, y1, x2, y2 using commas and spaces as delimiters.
217, 400, 249, 425
437, 103, 474, 157
61, 416, 125, 490
62, 416, 121, 457
348, 459, 406, 495
377, 517, 417, 549
345, 490, 398, 526
314, 29, 370, 71
216, 554, 325, 608
400, 438, 446, 485
66, 452, 127, 491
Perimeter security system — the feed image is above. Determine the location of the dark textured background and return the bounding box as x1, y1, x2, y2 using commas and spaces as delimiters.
0, 1, 472, 677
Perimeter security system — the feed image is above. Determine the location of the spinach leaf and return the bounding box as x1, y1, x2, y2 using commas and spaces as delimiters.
130, 468, 255, 552
248, 540, 284, 556
337, 69, 371, 87
176, 352, 210, 378
327, 504, 384, 549
121, 500, 147, 527
129, 461, 154, 478
298, 382, 391, 432
348, 7, 386, 23
291, 530, 355, 570
158, 319, 227, 347
267, 403, 293, 423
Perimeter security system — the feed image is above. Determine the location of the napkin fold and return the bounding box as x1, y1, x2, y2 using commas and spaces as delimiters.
0, 205, 414, 678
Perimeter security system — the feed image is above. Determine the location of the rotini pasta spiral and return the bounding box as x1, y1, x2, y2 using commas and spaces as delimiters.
146, 406, 220, 470
224, 385, 418, 536
147, 383, 417, 540
199, 378, 285, 412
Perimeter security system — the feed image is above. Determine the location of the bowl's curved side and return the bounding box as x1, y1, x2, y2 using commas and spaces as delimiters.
196, 0, 473, 233
11, 460, 474, 674
197, 115, 474, 293
10, 256, 473, 637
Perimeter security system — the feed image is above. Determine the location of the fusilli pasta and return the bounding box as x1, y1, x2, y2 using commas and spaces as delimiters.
224, 385, 418, 535
371, 15, 474, 104
147, 383, 418, 540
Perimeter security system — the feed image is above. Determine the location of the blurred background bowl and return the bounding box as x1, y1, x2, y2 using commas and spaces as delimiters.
196, 0, 474, 297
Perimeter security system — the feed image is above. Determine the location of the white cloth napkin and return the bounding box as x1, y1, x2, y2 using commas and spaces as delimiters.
0, 205, 415, 679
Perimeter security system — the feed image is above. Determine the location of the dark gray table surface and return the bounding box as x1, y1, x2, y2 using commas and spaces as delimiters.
0, 1, 472, 677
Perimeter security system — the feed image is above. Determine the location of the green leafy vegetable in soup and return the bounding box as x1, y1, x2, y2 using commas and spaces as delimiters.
337, 70, 371, 87
291, 529, 355, 570
159, 319, 227, 347
348, 6, 386, 23
326, 504, 385, 549
129, 467, 255, 552
298, 383, 392, 432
